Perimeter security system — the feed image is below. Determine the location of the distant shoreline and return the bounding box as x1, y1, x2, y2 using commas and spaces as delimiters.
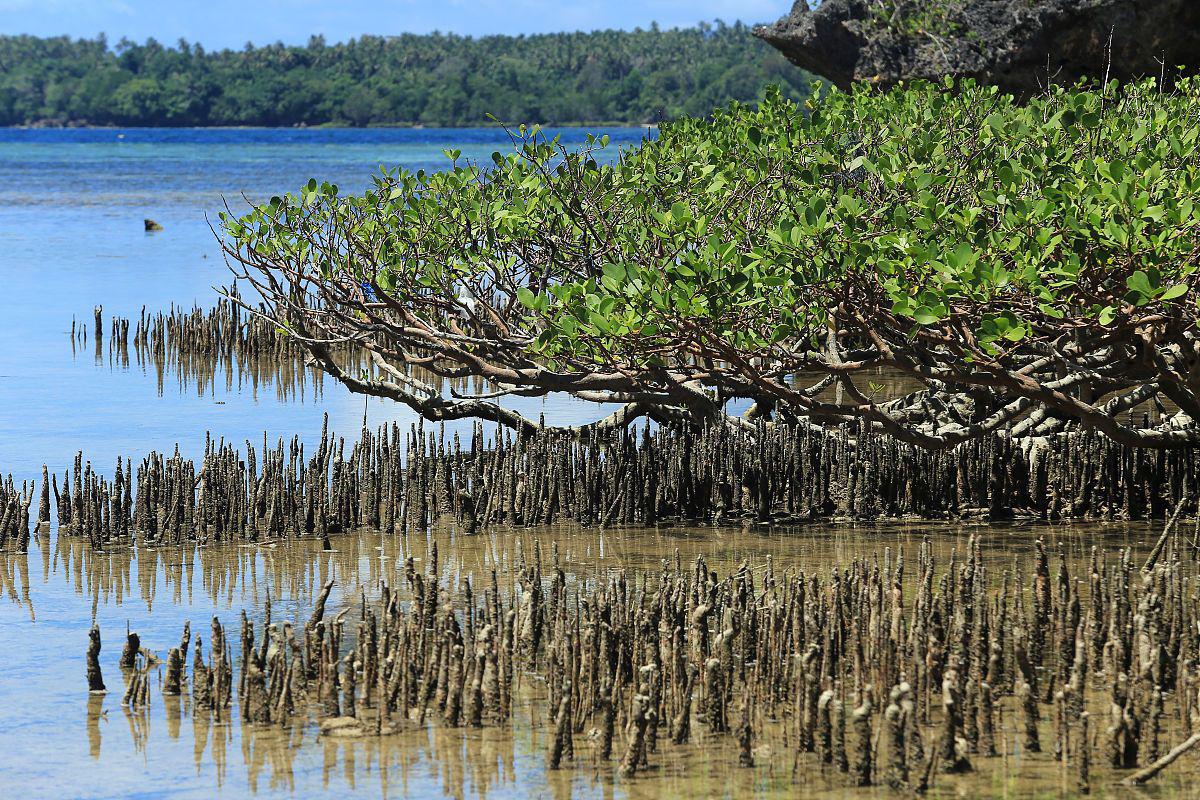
1, 25, 812, 129
4, 122, 659, 131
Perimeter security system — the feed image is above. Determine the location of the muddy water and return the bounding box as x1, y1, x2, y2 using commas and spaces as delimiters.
0, 519, 1191, 799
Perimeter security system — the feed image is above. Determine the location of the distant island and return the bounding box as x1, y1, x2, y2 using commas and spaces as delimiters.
0, 22, 812, 128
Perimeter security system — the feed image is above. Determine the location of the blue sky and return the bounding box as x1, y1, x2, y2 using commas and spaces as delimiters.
0, 1, 791, 49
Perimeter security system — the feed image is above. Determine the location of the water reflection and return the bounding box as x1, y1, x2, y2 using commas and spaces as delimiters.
0, 550, 32, 619
73, 657, 1172, 800
44, 527, 390, 614
74, 317, 330, 405
79, 302, 513, 410
10, 518, 1170, 616
79, 679, 544, 800
86, 692, 104, 758
78, 677, 703, 800
0, 520, 1185, 799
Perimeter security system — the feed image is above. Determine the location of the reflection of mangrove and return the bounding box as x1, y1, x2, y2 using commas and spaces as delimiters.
79, 539, 1200, 792
20, 510, 1153, 622
12, 411, 1200, 555
86, 676, 523, 798
77, 299, 504, 404
46, 528, 386, 612
0, 549, 33, 617
86, 693, 104, 758
74, 295, 346, 401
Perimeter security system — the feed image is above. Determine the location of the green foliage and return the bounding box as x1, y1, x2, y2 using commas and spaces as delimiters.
227, 78, 1200, 369
0, 23, 812, 127
867, 0, 967, 38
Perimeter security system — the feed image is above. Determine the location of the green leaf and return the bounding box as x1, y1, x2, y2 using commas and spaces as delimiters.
602, 263, 627, 283
913, 307, 941, 325
1002, 324, 1027, 342
1126, 270, 1153, 297
770, 324, 794, 343
516, 287, 538, 310
1160, 283, 1189, 301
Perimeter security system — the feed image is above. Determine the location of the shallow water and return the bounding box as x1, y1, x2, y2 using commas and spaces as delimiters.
0, 126, 635, 799
0, 127, 650, 482
1, 130, 1196, 800
0, 519, 1192, 799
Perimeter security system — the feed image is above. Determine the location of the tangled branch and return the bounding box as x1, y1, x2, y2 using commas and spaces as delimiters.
220, 80, 1200, 448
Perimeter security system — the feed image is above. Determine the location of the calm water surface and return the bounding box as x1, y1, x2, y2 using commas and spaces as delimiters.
0, 129, 1184, 799
0, 127, 651, 480
0, 127, 649, 800
0, 519, 1176, 800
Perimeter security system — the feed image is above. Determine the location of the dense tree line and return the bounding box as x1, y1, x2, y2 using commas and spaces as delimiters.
0, 23, 811, 127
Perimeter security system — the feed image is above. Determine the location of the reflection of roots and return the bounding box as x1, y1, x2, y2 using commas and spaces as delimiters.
123, 706, 149, 753
92, 296, 370, 404
120, 651, 155, 754
86, 693, 104, 759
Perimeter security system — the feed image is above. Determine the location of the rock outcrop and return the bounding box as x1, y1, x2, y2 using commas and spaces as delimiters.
755, 0, 1200, 92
